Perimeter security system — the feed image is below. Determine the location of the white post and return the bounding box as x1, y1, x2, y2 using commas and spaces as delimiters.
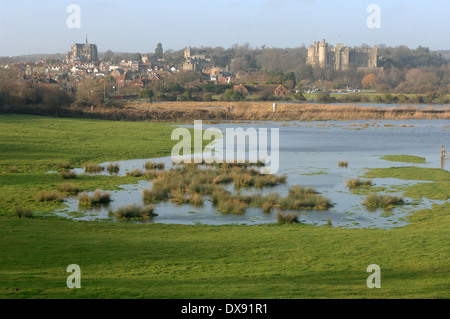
273, 103, 278, 113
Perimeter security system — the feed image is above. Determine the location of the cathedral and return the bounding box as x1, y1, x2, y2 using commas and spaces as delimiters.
66, 36, 98, 63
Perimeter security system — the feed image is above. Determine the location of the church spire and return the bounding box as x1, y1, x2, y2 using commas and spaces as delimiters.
86, 35, 88, 45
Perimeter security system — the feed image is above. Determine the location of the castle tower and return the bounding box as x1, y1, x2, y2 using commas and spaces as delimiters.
369, 45, 378, 68
318, 39, 328, 68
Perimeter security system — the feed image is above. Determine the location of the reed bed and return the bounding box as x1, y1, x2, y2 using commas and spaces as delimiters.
140, 162, 331, 215
109, 204, 157, 220
75, 101, 450, 123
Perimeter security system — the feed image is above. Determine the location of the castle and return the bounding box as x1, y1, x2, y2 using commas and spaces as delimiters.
307, 39, 380, 71
66, 36, 98, 63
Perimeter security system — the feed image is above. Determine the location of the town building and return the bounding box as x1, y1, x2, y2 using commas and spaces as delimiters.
182, 46, 211, 71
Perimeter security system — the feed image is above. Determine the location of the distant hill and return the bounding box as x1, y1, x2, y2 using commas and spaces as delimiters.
0, 53, 65, 64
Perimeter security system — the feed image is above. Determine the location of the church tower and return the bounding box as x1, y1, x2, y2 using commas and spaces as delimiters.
184, 46, 191, 60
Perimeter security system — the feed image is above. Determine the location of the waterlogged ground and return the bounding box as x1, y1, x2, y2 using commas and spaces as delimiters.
54, 119, 450, 229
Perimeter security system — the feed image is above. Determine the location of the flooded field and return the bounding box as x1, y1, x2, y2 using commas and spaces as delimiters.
54, 119, 450, 229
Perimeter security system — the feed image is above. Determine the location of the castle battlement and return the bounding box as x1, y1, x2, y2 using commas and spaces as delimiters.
307, 39, 380, 71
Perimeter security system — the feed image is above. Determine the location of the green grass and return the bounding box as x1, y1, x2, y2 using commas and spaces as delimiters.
381, 155, 427, 164
0, 207, 448, 298
364, 167, 450, 181
0, 115, 449, 299
364, 165, 450, 202
0, 114, 181, 216
0, 114, 179, 173
403, 182, 450, 201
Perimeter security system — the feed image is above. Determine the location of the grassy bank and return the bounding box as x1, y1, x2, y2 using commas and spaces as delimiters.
0, 115, 449, 299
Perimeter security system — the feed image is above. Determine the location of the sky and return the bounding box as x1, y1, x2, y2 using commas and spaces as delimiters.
0, 0, 449, 56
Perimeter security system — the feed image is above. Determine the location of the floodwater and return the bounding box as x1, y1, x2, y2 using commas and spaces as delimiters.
54, 119, 450, 229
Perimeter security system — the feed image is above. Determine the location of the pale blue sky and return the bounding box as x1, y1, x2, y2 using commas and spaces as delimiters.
0, 0, 449, 56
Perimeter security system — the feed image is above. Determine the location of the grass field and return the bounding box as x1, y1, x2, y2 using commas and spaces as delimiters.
0, 114, 449, 299
0, 114, 179, 215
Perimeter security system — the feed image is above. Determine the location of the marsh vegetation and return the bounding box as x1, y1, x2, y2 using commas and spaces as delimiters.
140, 162, 331, 215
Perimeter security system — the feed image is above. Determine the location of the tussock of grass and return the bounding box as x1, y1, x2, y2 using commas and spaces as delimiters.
277, 211, 299, 224
261, 201, 275, 213
9, 166, 19, 173
107, 163, 120, 173
363, 194, 404, 209
83, 163, 104, 173
56, 162, 71, 169
142, 186, 170, 203
39, 191, 63, 202
189, 192, 204, 206
277, 186, 332, 210
60, 170, 77, 179
78, 190, 111, 207
169, 190, 189, 205
345, 178, 373, 189
15, 206, 32, 218
217, 198, 248, 214
109, 204, 157, 220
57, 183, 79, 195
338, 161, 348, 167
144, 161, 165, 170
250, 187, 332, 211
126, 168, 144, 177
